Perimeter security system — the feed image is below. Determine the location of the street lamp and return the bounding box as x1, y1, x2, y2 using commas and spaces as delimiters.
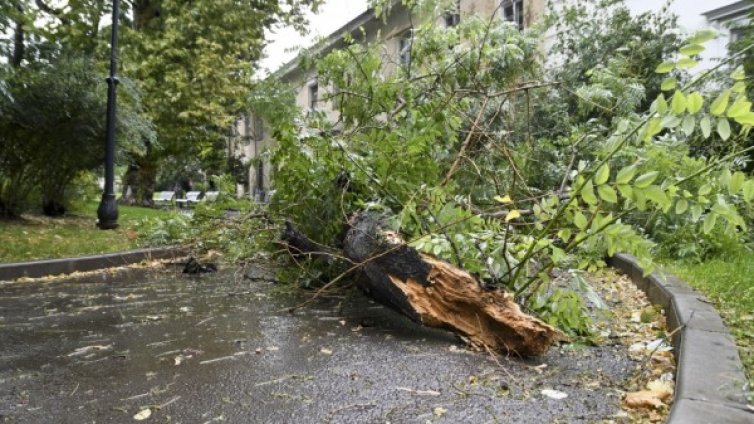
97, 0, 120, 230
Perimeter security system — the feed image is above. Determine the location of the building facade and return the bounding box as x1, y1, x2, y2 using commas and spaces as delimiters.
232, 0, 750, 199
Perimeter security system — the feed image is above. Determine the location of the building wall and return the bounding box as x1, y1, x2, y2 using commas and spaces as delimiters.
624, 0, 747, 70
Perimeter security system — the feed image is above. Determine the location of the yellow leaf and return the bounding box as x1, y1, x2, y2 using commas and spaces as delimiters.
494, 195, 512, 204
134, 408, 152, 421
646, 380, 673, 398
505, 210, 521, 222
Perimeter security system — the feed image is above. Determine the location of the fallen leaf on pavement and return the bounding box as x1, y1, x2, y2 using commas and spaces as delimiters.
133, 408, 151, 421
623, 389, 669, 410
541, 389, 568, 400
646, 379, 673, 399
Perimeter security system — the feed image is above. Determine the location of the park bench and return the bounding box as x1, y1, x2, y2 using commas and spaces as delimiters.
176, 191, 202, 209
153, 191, 176, 208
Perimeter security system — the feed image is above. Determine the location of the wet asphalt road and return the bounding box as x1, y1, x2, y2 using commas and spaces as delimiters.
0, 266, 635, 423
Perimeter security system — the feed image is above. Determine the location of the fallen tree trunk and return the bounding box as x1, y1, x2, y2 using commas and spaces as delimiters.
343, 213, 562, 356
283, 213, 563, 356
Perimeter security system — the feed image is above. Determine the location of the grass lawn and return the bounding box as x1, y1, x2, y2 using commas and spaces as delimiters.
665, 250, 754, 384
0, 203, 175, 263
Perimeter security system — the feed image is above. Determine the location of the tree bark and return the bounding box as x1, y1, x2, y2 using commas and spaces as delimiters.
11, 10, 24, 68
285, 213, 563, 357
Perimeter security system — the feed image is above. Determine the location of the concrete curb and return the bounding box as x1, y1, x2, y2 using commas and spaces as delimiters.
608, 254, 752, 424
0, 247, 189, 281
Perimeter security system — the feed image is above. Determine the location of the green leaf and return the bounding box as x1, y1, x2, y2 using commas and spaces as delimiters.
717, 118, 731, 140
736, 111, 754, 126
558, 229, 572, 242
661, 115, 681, 128
730, 172, 746, 193
598, 185, 618, 203
732, 81, 747, 94
675, 199, 689, 215
661, 78, 676, 91
581, 179, 598, 205
743, 181, 754, 202
616, 165, 637, 185
700, 115, 712, 138
643, 117, 662, 141
698, 184, 712, 196
634, 187, 647, 211
682, 115, 695, 136
703, 213, 717, 234
687, 92, 703, 114
617, 184, 632, 199
634, 171, 659, 188
677, 57, 699, 69
644, 185, 671, 211
595, 164, 610, 185
551, 246, 566, 264
689, 29, 716, 44
680, 43, 705, 56
655, 94, 668, 114
691, 204, 703, 222
727, 98, 751, 118
710, 90, 731, 116
671, 90, 687, 114
731, 65, 746, 81
574, 212, 588, 230
655, 61, 675, 74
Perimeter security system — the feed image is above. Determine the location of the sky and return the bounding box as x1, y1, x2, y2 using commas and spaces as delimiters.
258, 0, 369, 76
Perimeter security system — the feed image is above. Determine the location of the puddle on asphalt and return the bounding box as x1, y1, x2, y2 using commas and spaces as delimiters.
1, 266, 640, 423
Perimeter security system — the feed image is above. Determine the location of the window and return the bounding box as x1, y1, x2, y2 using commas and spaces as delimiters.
308, 82, 318, 111
256, 162, 264, 193
502, 0, 524, 31
253, 115, 264, 141
445, 0, 461, 27
730, 25, 745, 43
399, 30, 413, 67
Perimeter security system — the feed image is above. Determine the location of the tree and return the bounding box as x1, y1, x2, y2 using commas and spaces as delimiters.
250, 0, 754, 336
118, 0, 321, 204
0, 1, 152, 217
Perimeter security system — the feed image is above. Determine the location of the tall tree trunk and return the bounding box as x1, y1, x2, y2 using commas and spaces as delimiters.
133, 0, 160, 30
135, 150, 157, 207
11, 5, 24, 68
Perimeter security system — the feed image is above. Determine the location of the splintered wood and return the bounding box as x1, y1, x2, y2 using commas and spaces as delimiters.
387, 255, 562, 356
340, 213, 563, 357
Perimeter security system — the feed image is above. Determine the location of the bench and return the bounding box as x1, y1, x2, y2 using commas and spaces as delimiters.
153, 191, 176, 208
176, 191, 202, 208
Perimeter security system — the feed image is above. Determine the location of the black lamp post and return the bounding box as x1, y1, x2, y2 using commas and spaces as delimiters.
97, 0, 120, 230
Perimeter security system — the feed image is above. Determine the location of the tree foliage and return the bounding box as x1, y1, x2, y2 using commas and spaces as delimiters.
144, 0, 754, 335
118, 0, 321, 203
251, 0, 754, 334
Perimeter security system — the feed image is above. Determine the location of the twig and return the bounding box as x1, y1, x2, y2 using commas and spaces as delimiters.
442, 97, 490, 185
155, 396, 181, 410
